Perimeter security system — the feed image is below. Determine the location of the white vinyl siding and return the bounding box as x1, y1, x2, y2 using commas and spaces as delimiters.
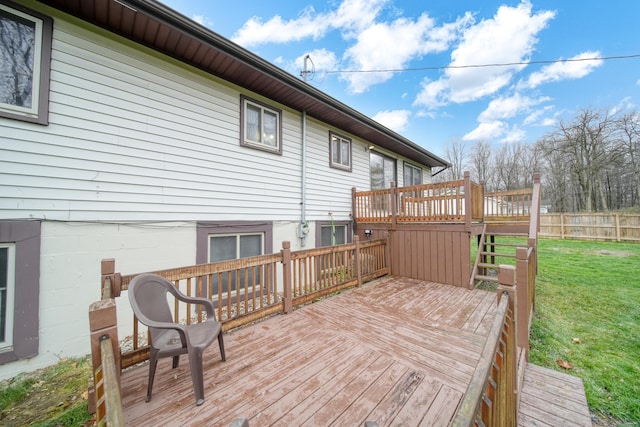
1, 16, 301, 221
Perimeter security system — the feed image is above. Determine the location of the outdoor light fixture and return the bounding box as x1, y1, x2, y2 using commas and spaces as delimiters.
364, 229, 373, 238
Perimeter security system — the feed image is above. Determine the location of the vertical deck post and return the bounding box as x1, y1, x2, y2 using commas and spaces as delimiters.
354, 235, 362, 286
351, 187, 358, 225
281, 241, 293, 313
515, 247, 530, 360
390, 182, 397, 230
464, 171, 472, 231
89, 299, 121, 413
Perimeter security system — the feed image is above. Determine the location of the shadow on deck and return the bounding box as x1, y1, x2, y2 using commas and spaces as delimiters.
120, 276, 499, 426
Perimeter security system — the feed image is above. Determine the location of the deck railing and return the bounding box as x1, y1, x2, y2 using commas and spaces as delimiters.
451, 292, 516, 427
452, 237, 537, 426
94, 237, 388, 372
353, 173, 539, 226
353, 171, 484, 227
484, 188, 534, 222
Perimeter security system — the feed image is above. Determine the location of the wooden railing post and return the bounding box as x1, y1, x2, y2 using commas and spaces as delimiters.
351, 187, 358, 223
515, 247, 530, 360
464, 171, 472, 231
89, 299, 120, 414
101, 258, 121, 299
390, 182, 397, 229
281, 241, 293, 313
354, 235, 362, 286
497, 265, 518, 426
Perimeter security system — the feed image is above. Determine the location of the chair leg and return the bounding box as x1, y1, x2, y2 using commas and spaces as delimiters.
218, 331, 226, 362
146, 350, 159, 403
188, 349, 205, 406
172, 355, 180, 369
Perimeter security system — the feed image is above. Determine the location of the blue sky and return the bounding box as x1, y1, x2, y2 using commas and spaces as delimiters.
162, 0, 640, 158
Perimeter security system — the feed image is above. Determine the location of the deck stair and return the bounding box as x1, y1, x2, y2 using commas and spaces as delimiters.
471, 226, 530, 286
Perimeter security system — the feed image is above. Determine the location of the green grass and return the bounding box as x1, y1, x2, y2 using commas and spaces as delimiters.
530, 238, 640, 425
0, 356, 93, 426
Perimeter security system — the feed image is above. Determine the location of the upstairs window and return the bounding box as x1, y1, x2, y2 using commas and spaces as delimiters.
240, 95, 282, 154
370, 151, 396, 189
404, 162, 423, 186
329, 132, 352, 171
0, 2, 52, 124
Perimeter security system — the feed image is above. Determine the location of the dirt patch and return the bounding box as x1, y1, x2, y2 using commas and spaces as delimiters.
588, 250, 635, 257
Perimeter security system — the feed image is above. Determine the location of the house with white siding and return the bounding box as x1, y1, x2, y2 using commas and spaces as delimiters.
0, 0, 448, 380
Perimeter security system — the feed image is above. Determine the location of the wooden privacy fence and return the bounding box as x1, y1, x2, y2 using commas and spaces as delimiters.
452, 242, 537, 426
540, 213, 640, 242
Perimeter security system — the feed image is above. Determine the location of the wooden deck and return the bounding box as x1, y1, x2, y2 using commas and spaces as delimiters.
120, 276, 499, 426
518, 363, 592, 427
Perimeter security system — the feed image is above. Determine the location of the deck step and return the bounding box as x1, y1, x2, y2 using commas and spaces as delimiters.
485, 232, 529, 237
518, 363, 591, 427
478, 263, 498, 269
480, 251, 516, 258
482, 242, 527, 247
474, 274, 498, 282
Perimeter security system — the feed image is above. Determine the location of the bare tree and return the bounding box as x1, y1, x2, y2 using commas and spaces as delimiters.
617, 111, 640, 206
435, 138, 468, 182
540, 109, 618, 212
468, 140, 494, 189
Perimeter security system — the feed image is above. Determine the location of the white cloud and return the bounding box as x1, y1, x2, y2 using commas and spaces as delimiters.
231, 0, 388, 47
523, 105, 554, 125
501, 126, 526, 143
479, 93, 550, 122
342, 12, 471, 93
192, 15, 213, 28
521, 50, 603, 89
294, 49, 339, 75
372, 109, 411, 132
414, 1, 555, 108
463, 121, 506, 141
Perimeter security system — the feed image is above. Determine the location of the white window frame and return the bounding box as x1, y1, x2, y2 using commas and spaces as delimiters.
404, 162, 423, 186
329, 132, 352, 171
0, 243, 15, 351
240, 95, 282, 154
0, 2, 52, 124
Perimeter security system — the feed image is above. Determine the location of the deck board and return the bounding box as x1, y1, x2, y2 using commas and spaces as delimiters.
518, 363, 591, 427
117, 276, 582, 426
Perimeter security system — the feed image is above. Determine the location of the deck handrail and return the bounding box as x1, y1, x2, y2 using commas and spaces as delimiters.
94, 334, 124, 426
484, 188, 534, 222
451, 292, 516, 426
353, 173, 484, 224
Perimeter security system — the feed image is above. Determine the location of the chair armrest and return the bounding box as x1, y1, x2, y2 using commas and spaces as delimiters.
172, 290, 216, 319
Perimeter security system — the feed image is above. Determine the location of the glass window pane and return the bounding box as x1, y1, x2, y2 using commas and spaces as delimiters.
341, 141, 350, 166
0, 10, 36, 109
239, 234, 262, 257
331, 137, 340, 164
370, 152, 384, 189
263, 110, 277, 147
210, 236, 237, 262
245, 104, 261, 142
0, 247, 7, 342
320, 226, 332, 246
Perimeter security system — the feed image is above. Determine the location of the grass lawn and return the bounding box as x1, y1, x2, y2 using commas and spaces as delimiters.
530, 238, 640, 425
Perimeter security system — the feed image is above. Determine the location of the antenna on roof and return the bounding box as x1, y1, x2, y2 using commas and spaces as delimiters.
300, 55, 315, 82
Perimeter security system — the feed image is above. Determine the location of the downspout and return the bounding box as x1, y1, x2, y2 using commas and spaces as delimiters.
298, 110, 310, 246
